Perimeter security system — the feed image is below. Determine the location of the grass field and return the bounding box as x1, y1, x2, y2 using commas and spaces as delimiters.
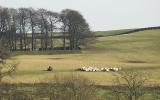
5, 29, 160, 86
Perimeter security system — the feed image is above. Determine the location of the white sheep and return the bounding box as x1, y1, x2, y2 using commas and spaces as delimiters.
79, 66, 121, 72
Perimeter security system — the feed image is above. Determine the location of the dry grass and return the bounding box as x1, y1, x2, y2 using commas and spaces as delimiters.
3, 29, 160, 86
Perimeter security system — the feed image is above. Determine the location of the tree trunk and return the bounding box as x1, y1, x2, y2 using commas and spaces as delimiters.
22, 23, 26, 51
31, 26, 34, 51
50, 22, 53, 50
40, 27, 43, 51
20, 28, 23, 51
45, 26, 48, 50
63, 32, 66, 50
14, 32, 17, 50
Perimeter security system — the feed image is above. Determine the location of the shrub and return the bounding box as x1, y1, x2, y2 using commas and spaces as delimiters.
35, 74, 99, 100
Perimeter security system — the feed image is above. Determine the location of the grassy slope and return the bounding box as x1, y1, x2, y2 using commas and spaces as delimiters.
5, 29, 160, 86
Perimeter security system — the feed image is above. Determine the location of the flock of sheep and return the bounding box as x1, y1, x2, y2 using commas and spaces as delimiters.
79, 66, 122, 72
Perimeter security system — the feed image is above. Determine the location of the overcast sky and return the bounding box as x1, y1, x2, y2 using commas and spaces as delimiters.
0, 0, 159, 31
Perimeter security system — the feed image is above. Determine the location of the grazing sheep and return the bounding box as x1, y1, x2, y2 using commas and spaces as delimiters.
101, 68, 104, 71
113, 67, 119, 71
79, 66, 122, 72
105, 68, 110, 72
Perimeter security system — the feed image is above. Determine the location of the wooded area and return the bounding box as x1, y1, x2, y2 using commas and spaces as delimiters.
0, 7, 94, 51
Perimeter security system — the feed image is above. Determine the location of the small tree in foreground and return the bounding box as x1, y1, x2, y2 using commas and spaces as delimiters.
112, 71, 148, 100
0, 38, 17, 82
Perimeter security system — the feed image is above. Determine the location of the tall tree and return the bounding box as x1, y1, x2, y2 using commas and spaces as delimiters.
60, 10, 69, 50
37, 9, 47, 50
46, 11, 59, 49
9, 8, 18, 50
0, 6, 94, 51
0, 7, 14, 51
17, 8, 29, 50
61, 9, 94, 50
28, 8, 38, 51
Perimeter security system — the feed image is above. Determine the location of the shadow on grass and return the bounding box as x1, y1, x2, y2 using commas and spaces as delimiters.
123, 66, 160, 71
13, 70, 75, 76
126, 60, 147, 63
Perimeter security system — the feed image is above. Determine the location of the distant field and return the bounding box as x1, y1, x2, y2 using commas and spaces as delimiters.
94, 29, 135, 37
5, 29, 160, 86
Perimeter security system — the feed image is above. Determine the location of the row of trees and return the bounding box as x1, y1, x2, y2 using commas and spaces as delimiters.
0, 6, 94, 51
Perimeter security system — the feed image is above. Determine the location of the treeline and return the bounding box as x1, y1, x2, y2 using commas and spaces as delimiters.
112, 26, 160, 36
0, 6, 94, 51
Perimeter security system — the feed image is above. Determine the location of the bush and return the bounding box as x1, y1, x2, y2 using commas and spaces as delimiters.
35, 74, 99, 100
111, 71, 148, 100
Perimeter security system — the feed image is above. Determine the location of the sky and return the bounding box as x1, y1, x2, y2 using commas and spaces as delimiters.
0, 0, 160, 31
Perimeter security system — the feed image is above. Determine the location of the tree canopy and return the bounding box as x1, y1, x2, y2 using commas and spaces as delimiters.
0, 6, 95, 51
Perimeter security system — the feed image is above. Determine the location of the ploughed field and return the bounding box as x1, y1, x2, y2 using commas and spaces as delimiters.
5, 29, 160, 86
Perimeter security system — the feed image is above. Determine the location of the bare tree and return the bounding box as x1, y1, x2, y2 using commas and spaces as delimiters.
112, 71, 148, 100
0, 6, 94, 51
60, 10, 69, 50
0, 8, 11, 48
37, 9, 49, 50
8, 8, 18, 50
0, 37, 16, 82
46, 11, 59, 50
60, 9, 95, 50
17, 8, 30, 50
35, 74, 99, 100
28, 8, 38, 51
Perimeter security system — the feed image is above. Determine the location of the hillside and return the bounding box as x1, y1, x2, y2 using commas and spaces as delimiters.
89, 29, 160, 64
93, 29, 160, 52
6, 29, 160, 85
94, 26, 160, 37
